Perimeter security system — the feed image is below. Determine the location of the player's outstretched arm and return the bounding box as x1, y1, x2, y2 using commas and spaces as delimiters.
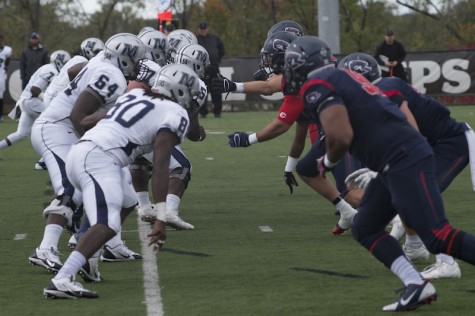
212, 74, 282, 96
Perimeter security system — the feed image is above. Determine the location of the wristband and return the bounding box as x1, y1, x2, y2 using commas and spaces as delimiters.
154, 202, 167, 222
284, 156, 298, 172
324, 154, 339, 169
248, 133, 258, 144
235, 82, 244, 93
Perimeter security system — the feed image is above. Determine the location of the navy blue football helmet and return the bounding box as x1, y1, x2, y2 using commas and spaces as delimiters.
283, 36, 333, 94
267, 20, 304, 38
338, 53, 381, 83
260, 31, 298, 75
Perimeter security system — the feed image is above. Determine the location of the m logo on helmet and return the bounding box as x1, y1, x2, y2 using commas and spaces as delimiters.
121, 44, 139, 58
85, 41, 97, 50
286, 51, 304, 69
153, 38, 166, 50
348, 60, 371, 75
179, 71, 196, 88
168, 38, 182, 49
195, 50, 208, 62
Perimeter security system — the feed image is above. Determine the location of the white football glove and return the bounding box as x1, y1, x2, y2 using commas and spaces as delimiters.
137, 204, 156, 223
345, 168, 378, 190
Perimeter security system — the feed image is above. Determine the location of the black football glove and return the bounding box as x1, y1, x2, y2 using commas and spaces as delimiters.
284, 171, 299, 194
212, 74, 237, 93
253, 69, 269, 81
228, 132, 250, 147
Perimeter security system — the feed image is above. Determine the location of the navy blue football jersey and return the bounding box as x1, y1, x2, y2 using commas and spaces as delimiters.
299, 68, 432, 172
376, 77, 468, 145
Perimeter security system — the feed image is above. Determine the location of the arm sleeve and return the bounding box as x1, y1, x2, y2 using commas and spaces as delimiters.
276, 95, 304, 125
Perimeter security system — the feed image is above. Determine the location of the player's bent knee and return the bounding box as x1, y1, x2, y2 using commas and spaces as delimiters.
43, 203, 74, 226
169, 167, 191, 188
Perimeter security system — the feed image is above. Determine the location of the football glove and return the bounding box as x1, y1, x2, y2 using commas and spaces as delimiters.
284, 171, 298, 194
345, 168, 378, 190
212, 75, 237, 93
228, 132, 250, 147
253, 69, 269, 81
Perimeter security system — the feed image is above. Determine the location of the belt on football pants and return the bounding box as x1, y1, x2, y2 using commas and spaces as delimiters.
464, 123, 475, 191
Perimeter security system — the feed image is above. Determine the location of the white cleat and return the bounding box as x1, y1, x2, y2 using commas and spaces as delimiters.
29, 247, 63, 273
403, 244, 430, 261
166, 213, 194, 230
100, 242, 142, 262
44, 275, 98, 299
421, 259, 461, 279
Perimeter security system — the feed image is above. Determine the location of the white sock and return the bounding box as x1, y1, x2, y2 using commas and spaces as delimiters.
39, 224, 64, 250
435, 253, 455, 265
405, 234, 423, 248
106, 232, 122, 248
335, 199, 357, 219
55, 250, 86, 280
136, 191, 151, 206
166, 194, 181, 216
0, 139, 8, 149
390, 255, 424, 286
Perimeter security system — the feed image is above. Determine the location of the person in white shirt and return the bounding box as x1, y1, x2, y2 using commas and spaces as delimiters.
0, 50, 70, 151
0, 34, 12, 121
43, 63, 200, 299
28, 33, 146, 283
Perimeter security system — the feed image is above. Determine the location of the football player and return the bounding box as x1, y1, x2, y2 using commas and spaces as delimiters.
212, 25, 359, 231
284, 35, 475, 311
29, 33, 146, 282
43, 63, 200, 299
0, 50, 71, 152
340, 52, 471, 279
132, 41, 209, 230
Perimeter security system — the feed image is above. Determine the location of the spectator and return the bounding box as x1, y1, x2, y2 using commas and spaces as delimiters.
0, 34, 12, 121
374, 30, 408, 82
20, 32, 49, 90
197, 21, 225, 118
163, 23, 175, 35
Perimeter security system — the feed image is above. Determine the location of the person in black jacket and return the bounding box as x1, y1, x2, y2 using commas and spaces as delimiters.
197, 22, 225, 118
20, 32, 49, 90
374, 30, 408, 82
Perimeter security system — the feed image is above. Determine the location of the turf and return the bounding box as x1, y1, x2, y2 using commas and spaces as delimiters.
0, 107, 474, 315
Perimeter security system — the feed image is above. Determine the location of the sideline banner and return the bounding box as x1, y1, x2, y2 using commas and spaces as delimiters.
4, 49, 475, 113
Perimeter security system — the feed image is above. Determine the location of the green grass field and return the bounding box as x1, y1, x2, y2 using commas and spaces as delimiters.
1, 108, 475, 315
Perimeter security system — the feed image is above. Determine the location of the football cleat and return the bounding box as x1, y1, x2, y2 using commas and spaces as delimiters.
29, 247, 63, 273
67, 235, 77, 249
332, 209, 357, 235
403, 243, 430, 261
166, 213, 195, 230
79, 256, 102, 283
421, 259, 461, 279
382, 280, 437, 312
35, 161, 48, 170
44, 275, 98, 299
100, 242, 142, 262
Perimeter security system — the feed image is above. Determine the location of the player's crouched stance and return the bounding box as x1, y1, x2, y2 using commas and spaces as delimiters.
44, 63, 200, 299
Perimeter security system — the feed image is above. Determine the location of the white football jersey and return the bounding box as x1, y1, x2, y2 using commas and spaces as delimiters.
39, 51, 127, 122
43, 55, 88, 107
82, 88, 189, 167
195, 78, 207, 108
19, 63, 58, 101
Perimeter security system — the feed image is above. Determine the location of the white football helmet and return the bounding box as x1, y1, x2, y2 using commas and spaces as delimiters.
168, 29, 198, 45
50, 50, 71, 71
165, 31, 196, 64
175, 44, 210, 79
138, 26, 155, 36
151, 63, 200, 108
103, 33, 147, 79
80, 37, 105, 60
138, 30, 167, 66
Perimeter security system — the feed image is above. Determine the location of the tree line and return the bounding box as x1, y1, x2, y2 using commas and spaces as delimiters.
0, 0, 474, 60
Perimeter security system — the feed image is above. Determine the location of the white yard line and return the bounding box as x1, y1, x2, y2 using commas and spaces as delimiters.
138, 218, 164, 316
259, 225, 274, 232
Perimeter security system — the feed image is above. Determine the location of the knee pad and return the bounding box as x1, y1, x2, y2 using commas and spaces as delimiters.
43, 197, 74, 226
130, 156, 153, 172
169, 167, 191, 188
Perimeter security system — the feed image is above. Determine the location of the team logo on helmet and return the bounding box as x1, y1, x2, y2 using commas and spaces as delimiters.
286, 51, 305, 69
348, 60, 371, 75
284, 27, 302, 36
272, 39, 290, 52
178, 71, 196, 88
121, 44, 139, 58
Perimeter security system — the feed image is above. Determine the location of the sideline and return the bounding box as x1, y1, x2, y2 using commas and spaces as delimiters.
138, 217, 164, 316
